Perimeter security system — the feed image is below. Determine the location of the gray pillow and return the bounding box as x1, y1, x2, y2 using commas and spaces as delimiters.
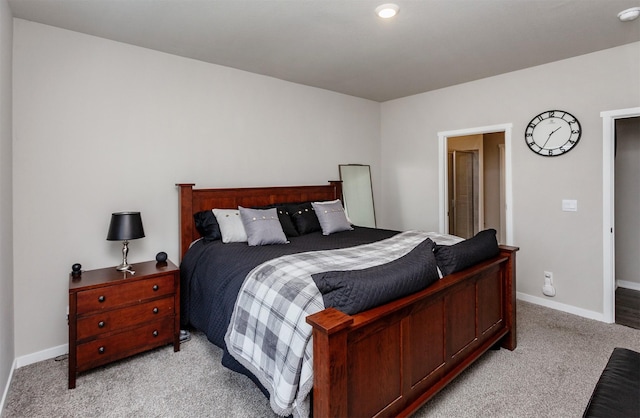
239, 206, 288, 246
311, 200, 353, 235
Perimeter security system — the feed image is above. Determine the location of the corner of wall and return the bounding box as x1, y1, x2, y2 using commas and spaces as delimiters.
0, 0, 15, 413
0, 358, 16, 414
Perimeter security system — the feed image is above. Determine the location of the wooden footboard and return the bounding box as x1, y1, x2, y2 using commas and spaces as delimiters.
307, 245, 518, 418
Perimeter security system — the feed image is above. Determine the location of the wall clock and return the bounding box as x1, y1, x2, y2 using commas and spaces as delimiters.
524, 110, 581, 157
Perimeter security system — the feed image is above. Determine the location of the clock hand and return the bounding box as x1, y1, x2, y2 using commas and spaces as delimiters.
541, 126, 562, 149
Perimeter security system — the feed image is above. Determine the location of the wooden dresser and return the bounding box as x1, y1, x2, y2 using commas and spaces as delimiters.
68, 260, 180, 389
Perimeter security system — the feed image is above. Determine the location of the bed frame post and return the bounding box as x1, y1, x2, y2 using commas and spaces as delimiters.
306, 307, 354, 418
329, 180, 343, 201
176, 183, 195, 261
499, 245, 518, 351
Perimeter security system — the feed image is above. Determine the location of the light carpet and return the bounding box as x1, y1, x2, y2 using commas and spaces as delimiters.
3, 301, 640, 417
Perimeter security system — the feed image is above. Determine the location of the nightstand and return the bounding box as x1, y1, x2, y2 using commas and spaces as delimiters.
68, 260, 180, 389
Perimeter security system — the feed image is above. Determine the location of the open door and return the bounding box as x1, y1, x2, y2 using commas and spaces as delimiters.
449, 150, 478, 238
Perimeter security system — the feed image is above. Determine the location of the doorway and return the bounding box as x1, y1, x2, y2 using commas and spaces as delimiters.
601, 107, 640, 324
613, 116, 640, 329
438, 124, 513, 245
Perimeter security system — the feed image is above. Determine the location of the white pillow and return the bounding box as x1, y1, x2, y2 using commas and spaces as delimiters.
212, 208, 247, 243
311, 200, 353, 236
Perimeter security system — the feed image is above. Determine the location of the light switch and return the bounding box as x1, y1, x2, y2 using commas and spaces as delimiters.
562, 199, 578, 212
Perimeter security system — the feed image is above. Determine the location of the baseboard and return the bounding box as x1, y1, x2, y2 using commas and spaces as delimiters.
0, 358, 17, 415
517, 292, 605, 322
3, 344, 67, 413
15, 343, 67, 369
617, 280, 640, 292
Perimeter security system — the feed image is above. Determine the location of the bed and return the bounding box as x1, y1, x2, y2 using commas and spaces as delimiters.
177, 182, 518, 418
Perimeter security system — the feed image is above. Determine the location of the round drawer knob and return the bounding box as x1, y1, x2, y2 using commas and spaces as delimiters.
98, 346, 105, 354
153, 307, 159, 314
152, 330, 159, 337
98, 295, 106, 303
98, 321, 105, 328
152, 285, 159, 291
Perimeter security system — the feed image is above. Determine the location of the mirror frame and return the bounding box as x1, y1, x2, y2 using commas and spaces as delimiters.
339, 164, 376, 228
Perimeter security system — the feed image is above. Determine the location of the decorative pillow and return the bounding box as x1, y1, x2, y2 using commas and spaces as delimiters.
273, 205, 299, 237
311, 200, 353, 235
212, 209, 248, 243
434, 229, 500, 276
250, 204, 299, 237
239, 206, 288, 246
287, 202, 321, 235
193, 210, 221, 241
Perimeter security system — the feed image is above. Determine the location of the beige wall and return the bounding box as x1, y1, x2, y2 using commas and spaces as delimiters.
12, 20, 381, 358
614, 116, 640, 288
447, 134, 482, 152
0, 0, 14, 407
380, 42, 640, 317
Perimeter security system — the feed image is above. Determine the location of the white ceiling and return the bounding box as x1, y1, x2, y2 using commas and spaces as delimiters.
8, 0, 640, 102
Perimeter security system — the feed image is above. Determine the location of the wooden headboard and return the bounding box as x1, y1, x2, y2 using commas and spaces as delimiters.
176, 182, 343, 260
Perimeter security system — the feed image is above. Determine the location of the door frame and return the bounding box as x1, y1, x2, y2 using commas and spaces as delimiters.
438, 123, 513, 245
601, 106, 640, 324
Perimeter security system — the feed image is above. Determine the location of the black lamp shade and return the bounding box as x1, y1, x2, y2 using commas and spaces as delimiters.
106, 212, 145, 241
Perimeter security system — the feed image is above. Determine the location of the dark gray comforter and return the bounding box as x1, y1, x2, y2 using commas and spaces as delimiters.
179, 227, 401, 392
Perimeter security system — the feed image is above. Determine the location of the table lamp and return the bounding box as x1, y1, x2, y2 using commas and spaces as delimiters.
106, 212, 145, 271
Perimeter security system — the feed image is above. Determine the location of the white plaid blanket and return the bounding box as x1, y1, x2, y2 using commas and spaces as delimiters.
224, 231, 462, 417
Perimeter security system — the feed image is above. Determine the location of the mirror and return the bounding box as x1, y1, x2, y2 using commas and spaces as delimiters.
339, 164, 376, 228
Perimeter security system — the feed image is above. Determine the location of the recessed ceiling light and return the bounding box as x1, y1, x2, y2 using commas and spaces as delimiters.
618, 7, 640, 22
375, 3, 399, 19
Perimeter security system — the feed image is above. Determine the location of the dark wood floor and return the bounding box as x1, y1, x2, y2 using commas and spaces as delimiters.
616, 287, 640, 330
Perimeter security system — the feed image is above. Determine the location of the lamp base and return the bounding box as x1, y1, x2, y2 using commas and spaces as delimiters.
115, 263, 132, 271
115, 240, 133, 273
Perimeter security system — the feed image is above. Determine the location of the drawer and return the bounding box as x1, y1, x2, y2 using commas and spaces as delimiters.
76, 296, 175, 341
76, 316, 174, 372
76, 274, 174, 314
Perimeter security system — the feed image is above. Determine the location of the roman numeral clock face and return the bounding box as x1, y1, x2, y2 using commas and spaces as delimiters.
525, 110, 581, 156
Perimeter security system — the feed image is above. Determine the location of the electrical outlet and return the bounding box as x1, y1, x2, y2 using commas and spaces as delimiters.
542, 271, 556, 297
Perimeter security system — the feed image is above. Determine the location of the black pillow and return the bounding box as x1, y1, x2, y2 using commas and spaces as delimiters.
274, 205, 299, 237
288, 202, 321, 235
193, 210, 221, 241
312, 238, 439, 315
434, 229, 499, 276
